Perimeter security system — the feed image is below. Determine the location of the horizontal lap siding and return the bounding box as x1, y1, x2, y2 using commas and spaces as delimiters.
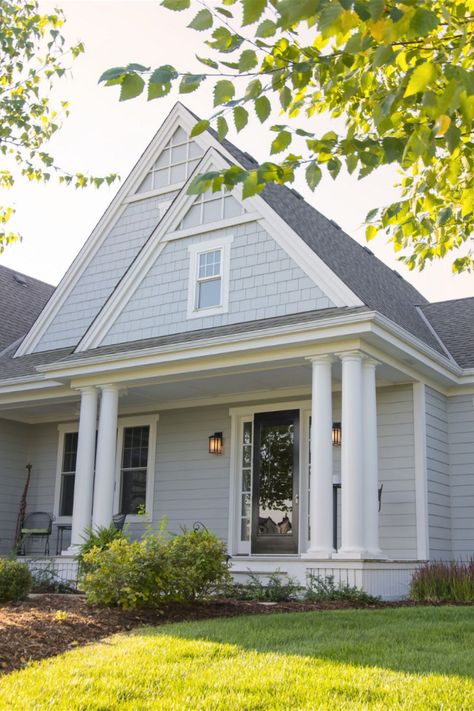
0, 419, 31, 554
426, 388, 451, 560
152, 406, 231, 542
377, 386, 417, 559
448, 394, 474, 559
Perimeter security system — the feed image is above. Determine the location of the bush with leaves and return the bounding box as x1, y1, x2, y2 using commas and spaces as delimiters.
224, 571, 302, 602
305, 573, 380, 604
76, 524, 125, 575
80, 523, 231, 608
0, 559, 32, 602
410, 559, 474, 602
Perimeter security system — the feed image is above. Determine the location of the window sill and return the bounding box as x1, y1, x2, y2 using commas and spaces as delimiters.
187, 306, 227, 320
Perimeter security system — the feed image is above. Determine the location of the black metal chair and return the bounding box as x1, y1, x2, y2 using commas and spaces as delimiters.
112, 513, 127, 531
18, 512, 53, 555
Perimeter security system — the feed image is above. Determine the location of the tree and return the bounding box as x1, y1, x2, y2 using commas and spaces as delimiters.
100, 0, 474, 273
0, 0, 116, 253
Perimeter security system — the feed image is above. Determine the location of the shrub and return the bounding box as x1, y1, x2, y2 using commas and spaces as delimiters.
0, 559, 32, 602
80, 523, 231, 608
29, 560, 76, 594
410, 559, 474, 602
76, 524, 125, 574
165, 528, 231, 602
304, 573, 380, 604
225, 571, 302, 602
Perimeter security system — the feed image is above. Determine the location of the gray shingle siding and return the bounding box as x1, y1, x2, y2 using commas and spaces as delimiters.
448, 394, 474, 559
0, 418, 31, 554
426, 387, 452, 560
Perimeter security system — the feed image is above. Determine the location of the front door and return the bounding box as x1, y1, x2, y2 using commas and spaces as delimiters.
251, 410, 299, 554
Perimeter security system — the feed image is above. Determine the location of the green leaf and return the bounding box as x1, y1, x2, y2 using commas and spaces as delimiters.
196, 55, 219, 69
99, 66, 126, 83
369, 0, 385, 20
179, 74, 205, 94
411, 8, 439, 36
149, 65, 178, 84
271, 130, 292, 154
190, 119, 210, 137
161, 0, 190, 10
242, 170, 265, 198
119, 73, 145, 101
255, 95, 271, 122
239, 49, 258, 71
306, 162, 322, 191
148, 80, 171, 100
366, 225, 378, 241
245, 78, 262, 99
233, 106, 249, 131
279, 86, 291, 110
243, 0, 266, 26
214, 79, 235, 106
256, 19, 276, 37
217, 115, 229, 141
188, 9, 213, 31
404, 63, 436, 97
382, 137, 405, 163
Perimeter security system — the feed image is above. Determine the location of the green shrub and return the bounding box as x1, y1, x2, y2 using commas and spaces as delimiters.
165, 528, 231, 602
0, 559, 32, 602
76, 524, 124, 574
410, 559, 474, 602
80, 524, 231, 608
225, 571, 302, 602
304, 573, 380, 604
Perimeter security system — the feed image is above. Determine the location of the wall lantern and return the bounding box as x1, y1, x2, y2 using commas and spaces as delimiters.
332, 422, 342, 447
209, 432, 223, 455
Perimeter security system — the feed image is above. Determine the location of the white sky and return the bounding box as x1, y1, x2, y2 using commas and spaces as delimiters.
1, 0, 473, 302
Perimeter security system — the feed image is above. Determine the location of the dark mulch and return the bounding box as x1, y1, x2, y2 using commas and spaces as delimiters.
0, 594, 469, 675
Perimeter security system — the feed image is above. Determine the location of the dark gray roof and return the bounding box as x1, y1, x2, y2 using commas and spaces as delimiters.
215, 133, 444, 355
0, 265, 54, 352
0, 346, 73, 381
51, 306, 369, 365
421, 298, 474, 368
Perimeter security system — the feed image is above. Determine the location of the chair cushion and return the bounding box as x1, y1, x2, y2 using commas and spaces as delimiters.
21, 528, 49, 534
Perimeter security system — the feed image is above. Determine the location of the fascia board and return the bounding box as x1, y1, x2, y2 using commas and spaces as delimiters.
14, 104, 207, 357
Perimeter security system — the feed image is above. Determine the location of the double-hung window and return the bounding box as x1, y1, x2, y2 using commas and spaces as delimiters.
187, 236, 233, 319
115, 416, 158, 518
55, 430, 79, 519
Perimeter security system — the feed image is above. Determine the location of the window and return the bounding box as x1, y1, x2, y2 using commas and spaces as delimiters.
179, 188, 244, 231
59, 432, 78, 517
119, 425, 149, 515
187, 236, 233, 319
136, 128, 203, 195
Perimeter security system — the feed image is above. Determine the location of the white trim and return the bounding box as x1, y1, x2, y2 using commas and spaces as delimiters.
186, 235, 233, 319
124, 183, 183, 204
15, 104, 209, 356
53, 423, 79, 524
113, 414, 159, 522
413, 382, 429, 560
164, 212, 259, 242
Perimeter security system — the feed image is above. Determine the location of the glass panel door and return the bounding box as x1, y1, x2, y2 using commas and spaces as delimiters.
252, 410, 299, 554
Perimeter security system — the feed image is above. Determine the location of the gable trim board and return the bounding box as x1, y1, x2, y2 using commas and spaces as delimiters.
413, 383, 430, 560
76, 147, 362, 352
14, 104, 209, 357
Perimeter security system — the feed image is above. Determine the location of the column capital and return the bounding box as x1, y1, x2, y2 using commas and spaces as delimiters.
335, 349, 364, 363
99, 383, 127, 397
77, 385, 97, 396
362, 356, 380, 369
306, 354, 335, 365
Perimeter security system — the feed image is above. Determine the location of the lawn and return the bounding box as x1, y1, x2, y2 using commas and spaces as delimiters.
1, 606, 473, 710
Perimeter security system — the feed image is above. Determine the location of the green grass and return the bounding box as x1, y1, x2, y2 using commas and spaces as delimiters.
1, 607, 473, 709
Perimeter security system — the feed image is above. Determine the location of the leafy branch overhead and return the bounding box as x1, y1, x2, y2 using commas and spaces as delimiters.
100, 0, 474, 273
0, 1, 117, 253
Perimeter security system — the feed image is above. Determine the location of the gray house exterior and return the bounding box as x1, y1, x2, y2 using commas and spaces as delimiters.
0, 103, 473, 598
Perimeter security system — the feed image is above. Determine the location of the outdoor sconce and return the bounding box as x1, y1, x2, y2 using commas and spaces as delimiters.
332, 422, 342, 447
209, 432, 223, 454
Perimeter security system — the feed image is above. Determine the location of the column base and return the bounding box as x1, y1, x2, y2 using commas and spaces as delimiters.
63, 544, 81, 556
332, 549, 368, 560
301, 549, 334, 560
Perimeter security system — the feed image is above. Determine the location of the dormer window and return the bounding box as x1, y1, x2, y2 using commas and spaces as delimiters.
187, 236, 233, 319
136, 128, 203, 195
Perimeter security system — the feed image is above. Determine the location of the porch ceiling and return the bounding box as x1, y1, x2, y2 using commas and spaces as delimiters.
0, 357, 411, 424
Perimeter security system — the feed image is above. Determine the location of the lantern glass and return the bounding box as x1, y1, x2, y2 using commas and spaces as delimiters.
209, 432, 223, 454
332, 422, 341, 447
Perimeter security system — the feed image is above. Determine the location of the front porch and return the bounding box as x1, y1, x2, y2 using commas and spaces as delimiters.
0, 328, 431, 598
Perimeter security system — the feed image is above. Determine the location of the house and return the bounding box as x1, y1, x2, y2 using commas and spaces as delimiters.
0, 103, 473, 598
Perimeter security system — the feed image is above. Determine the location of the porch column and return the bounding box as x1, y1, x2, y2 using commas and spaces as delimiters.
68, 387, 98, 551
337, 351, 366, 558
305, 355, 334, 558
362, 358, 382, 557
92, 384, 119, 529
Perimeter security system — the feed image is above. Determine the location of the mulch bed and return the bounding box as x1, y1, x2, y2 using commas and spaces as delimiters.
0, 594, 469, 675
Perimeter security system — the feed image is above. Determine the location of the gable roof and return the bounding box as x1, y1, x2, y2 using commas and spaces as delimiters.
0, 265, 54, 352
420, 297, 474, 369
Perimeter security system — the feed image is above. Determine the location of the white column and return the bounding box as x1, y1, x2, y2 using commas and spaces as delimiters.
67, 387, 98, 552
92, 384, 119, 530
304, 356, 334, 558
336, 351, 366, 558
362, 358, 383, 557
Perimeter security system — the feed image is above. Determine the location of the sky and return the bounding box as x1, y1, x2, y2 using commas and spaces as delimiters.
1, 0, 473, 303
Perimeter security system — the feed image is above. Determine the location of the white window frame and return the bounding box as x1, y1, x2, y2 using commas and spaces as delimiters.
54, 423, 79, 524
114, 414, 159, 522
187, 235, 233, 319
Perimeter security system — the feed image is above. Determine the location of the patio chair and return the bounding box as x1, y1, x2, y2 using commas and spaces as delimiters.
112, 513, 127, 531
17, 512, 53, 556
